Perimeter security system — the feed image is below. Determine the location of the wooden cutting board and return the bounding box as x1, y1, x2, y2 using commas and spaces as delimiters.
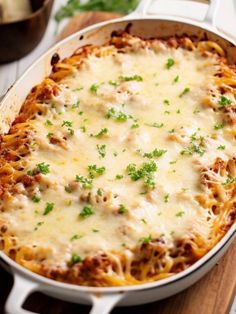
0, 10, 235, 314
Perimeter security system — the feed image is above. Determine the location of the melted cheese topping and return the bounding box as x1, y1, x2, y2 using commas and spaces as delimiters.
2, 45, 235, 267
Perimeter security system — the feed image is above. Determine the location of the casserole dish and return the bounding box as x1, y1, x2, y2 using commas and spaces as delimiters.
0, 0, 235, 313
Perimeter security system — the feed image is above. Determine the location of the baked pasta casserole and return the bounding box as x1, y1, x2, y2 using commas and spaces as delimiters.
0, 32, 235, 286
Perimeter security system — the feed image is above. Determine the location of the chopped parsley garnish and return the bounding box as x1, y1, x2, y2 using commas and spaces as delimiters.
45, 119, 53, 126
143, 148, 167, 159
75, 175, 93, 189
163, 99, 170, 106
164, 110, 170, 115
221, 177, 236, 186
90, 83, 99, 93
145, 122, 164, 128
176, 109, 181, 114
193, 108, 200, 114
126, 161, 157, 189
141, 218, 147, 224
97, 188, 103, 196
139, 234, 152, 244
173, 75, 179, 83
131, 123, 140, 129
169, 160, 177, 165
180, 144, 205, 157
97, 144, 106, 158
37, 162, 50, 174
43, 202, 54, 215
218, 95, 232, 107
176, 210, 185, 217
80, 126, 86, 133
108, 80, 118, 87
32, 195, 41, 203
119, 74, 143, 82
88, 164, 105, 178
72, 101, 80, 109
118, 204, 128, 214
105, 107, 128, 122
217, 145, 226, 150
70, 254, 82, 265
92, 228, 99, 233
166, 58, 175, 69
64, 185, 72, 193
79, 206, 94, 218
164, 193, 169, 203
179, 87, 190, 97
93, 128, 108, 138
62, 120, 73, 127
70, 234, 83, 241
115, 174, 123, 180
47, 132, 54, 138
214, 122, 225, 130
73, 87, 83, 92
168, 128, 175, 134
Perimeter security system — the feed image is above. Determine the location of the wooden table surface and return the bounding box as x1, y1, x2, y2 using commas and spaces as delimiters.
0, 239, 235, 314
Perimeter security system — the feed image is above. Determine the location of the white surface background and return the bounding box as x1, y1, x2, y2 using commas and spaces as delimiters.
0, 0, 235, 311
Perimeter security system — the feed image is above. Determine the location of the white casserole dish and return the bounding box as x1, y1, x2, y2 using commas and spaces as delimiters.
0, 0, 235, 313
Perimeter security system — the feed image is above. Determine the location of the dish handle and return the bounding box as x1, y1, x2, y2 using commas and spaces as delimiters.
5, 272, 40, 314
128, 0, 220, 28
90, 293, 125, 314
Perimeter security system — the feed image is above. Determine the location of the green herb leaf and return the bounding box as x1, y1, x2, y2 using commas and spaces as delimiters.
62, 120, 73, 127
37, 162, 50, 174
143, 148, 167, 159
217, 145, 226, 150
173, 75, 179, 83
139, 234, 152, 244
164, 193, 169, 203
32, 195, 41, 203
214, 123, 225, 130
176, 210, 185, 217
79, 206, 94, 218
119, 74, 143, 82
90, 83, 99, 93
71, 253, 82, 265
105, 107, 128, 122
97, 188, 103, 196
75, 175, 93, 189
118, 204, 128, 214
179, 87, 190, 98
88, 164, 105, 178
70, 234, 83, 241
45, 119, 53, 126
97, 144, 106, 158
145, 122, 164, 128
93, 128, 108, 138
222, 177, 236, 186
218, 95, 232, 107
43, 202, 54, 215
166, 58, 175, 69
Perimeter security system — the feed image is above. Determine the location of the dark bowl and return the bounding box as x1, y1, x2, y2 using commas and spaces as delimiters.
0, 0, 54, 64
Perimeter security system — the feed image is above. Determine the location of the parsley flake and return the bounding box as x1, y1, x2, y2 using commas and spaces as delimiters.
79, 206, 94, 218
97, 144, 106, 158
88, 164, 105, 178
218, 95, 232, 107
37, 162, 50, 174
166, 58, 175, 69
43, 202, 54, 215
75, 175, 93, 189
119, 75, 143, 82
176, 211, 185, 217
139, 234, 152, 244
179, 87, 190, 97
